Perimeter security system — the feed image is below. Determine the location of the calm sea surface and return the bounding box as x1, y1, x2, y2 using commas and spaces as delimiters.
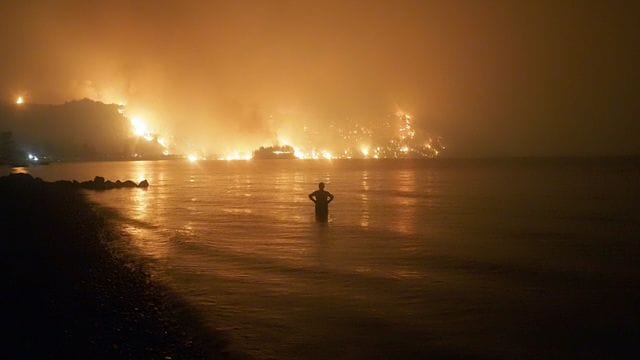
8, 159, 640, 359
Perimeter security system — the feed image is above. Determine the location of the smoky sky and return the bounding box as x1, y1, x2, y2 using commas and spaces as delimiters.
1, 0, 638, 156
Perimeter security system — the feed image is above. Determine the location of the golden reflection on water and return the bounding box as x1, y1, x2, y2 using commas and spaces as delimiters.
132, 183, 149, 219
293, 173, 304, 194
391, 168, 417, 234
360, 170, 370, 227
132, 160, 149, 183
129, 161, 160, 219
125, 161, 172, 260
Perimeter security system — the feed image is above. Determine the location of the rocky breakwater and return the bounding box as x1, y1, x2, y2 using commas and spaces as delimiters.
52, 176, 150, 190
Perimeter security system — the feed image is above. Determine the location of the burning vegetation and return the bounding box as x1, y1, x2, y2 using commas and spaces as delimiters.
1, 97, 445, 163
260, 111, 445, 160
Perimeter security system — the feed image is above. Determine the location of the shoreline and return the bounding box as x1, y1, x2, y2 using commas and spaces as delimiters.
0, 173, 236, 358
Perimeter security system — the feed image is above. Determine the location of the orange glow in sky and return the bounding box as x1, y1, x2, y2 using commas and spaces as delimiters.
1, 1, 637, 157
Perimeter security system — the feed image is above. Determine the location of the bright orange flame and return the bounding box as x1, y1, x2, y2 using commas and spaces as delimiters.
157, 137, 168, 148
187, 154, 199, 162
293, 148, 305, 159
15, 96, 24, 105
220, 151, 252, 161
130, 116, 150, 137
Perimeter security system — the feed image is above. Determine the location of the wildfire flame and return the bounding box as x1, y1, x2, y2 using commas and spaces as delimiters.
130, 116, 150, 138
187, 154, 199, 162
127, 114, 171, 153
118, 105, 442, 160
267, 112, 444, 160
220, 151, 252, 161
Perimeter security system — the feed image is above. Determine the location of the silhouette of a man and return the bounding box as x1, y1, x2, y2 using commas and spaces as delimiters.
309, 182, 334, 222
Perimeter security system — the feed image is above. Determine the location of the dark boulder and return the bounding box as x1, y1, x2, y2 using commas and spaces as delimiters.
54, 180, 75, 188
122, 180, 137, 188
2, 174, 147, 192
0, 173, 35, 191
4, 173, 33, 183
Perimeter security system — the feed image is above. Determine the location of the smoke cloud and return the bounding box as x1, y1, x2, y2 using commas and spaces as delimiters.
1, 1, 639, 156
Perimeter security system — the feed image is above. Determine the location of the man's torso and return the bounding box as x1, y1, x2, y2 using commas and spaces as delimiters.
312, 190, 331, 204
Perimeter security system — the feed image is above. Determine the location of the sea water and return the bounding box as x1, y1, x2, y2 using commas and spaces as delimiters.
12, 158, 640, 358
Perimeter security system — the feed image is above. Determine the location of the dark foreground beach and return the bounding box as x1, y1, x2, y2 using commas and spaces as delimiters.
0, 173, 234, 359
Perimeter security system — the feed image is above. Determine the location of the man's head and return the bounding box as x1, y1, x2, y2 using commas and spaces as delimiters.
318, 182, 325, 190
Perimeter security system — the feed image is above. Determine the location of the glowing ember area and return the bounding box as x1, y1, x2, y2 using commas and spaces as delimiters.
262, 112, 445, 160
398, 112, 416, 140
220, 151, 252, 161
125, 113, 172, 157
130, 116, 151, 138
187, 154, 199, 162
138, 110, 444, 161
15, 96, 24, 105
157, 137, 168, 148
321, 150, 333, 160
118, 107, 441, 161
293, 148, 306, 159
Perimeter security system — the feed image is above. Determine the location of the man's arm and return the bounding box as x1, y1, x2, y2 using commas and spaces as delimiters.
308, 193, 316, 203
328, 193, 334, 203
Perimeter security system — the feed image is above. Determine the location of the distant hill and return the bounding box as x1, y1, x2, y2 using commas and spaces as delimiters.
0, 99, 158, 161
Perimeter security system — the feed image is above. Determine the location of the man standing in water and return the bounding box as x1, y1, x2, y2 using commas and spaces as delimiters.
309, 182, 334, 222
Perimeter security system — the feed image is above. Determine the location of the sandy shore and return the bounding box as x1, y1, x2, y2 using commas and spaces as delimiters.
0, 173, 235, 359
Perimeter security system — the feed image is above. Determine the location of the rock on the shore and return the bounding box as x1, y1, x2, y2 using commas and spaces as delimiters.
122, 180, 137, 188
94, 176, 105, 186
1, 173, 148, 191
77, 176, 149, 190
